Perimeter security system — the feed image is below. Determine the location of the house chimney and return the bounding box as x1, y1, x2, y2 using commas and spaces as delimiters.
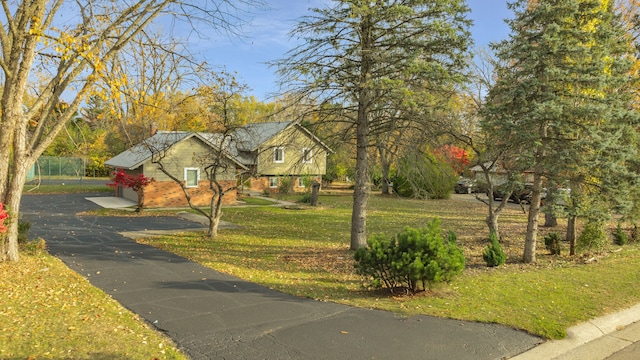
150, 123, 158, 136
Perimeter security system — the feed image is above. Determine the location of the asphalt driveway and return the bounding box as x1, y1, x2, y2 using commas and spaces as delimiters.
20, 193, 542, 359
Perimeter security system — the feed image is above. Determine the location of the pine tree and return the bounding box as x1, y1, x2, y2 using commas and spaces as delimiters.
483, 0, 639, 262
275, 0, 472, 249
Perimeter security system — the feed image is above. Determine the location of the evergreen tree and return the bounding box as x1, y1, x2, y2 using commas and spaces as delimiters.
483, 0, 639, 262
274, 0, 472, 249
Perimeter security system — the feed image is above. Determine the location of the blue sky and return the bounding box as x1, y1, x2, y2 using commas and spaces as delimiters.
184, 0, 514, 101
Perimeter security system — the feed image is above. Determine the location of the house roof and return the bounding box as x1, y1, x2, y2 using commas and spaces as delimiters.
232, 121, 294, 151
105, 132, 191, 170
105, 121, 333, 170
232, 121, 333, 154
104, 131, 247, 170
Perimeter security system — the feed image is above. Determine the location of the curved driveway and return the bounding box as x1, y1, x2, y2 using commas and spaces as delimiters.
21, 193, 542, 360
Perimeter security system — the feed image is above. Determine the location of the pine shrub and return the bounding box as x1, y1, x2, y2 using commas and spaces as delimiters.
482, 232, 506, 267
544, 232, 562, 255
299, 193, 312, 204
17, 221, 31, 244
354, 219, 465, 293
577, 220, 607, 253
613, 223, 628, 246
278, 177, 292, 194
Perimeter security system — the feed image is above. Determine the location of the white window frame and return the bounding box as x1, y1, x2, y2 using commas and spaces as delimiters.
273, 147, 285, 163
302, 148, 313, 164
269, 177, 279, 188
298, 177, 307, 188
184, 168, 200, 188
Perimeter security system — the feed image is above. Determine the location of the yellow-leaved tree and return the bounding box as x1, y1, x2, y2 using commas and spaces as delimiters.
0, 0, 264, 262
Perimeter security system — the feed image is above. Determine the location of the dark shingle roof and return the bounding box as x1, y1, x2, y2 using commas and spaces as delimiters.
232, 121, 293, 151
104, 132, 192, 169
104, 121, 331, 170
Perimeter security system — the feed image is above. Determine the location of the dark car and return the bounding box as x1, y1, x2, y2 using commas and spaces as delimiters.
491, 183, 546, 204
454, 179, 476, 194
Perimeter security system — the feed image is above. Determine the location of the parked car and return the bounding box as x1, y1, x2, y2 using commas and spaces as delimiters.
454, 179, 477, 194
491, 183, 546, 204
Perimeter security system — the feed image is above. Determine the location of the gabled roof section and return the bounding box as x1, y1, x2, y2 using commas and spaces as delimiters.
104, 132, 191, 170
232, 121, 333, 153
197, 132, 248, 170
232, 121, 293, 152
104, 131, 248, 170
293, 123, 334, 154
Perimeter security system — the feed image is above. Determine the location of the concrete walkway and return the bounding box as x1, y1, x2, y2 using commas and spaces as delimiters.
25, 192, 631, 359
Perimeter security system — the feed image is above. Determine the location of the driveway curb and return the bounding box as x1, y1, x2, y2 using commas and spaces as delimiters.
512, 304, 640, 359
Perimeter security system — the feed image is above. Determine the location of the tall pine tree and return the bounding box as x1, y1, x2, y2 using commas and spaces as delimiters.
483, 0, 639, 262
275, 0, 472, 249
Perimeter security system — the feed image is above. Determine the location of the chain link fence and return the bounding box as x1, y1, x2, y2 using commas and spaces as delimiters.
30, 156, 86, 179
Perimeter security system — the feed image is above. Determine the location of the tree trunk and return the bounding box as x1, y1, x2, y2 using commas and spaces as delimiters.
523, 173, 544, 263
486, 214, 500, 241
310, 181, 320, 206
350, 13, 372, 251
208, 187, 224, 238
136, 189, 145, 213
209, 214, 220, 238
378, 146, 391, 195
544, 212, 557, 227
351, 124, 370, 250
1, 152, 30, 262
485, 182, 500, 240
381, 173, 390, 195
567, 215, 577, 255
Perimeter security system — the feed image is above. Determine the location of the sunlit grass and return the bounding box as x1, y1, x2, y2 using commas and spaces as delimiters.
138, 193, 640, 339
23, 184, 112, 194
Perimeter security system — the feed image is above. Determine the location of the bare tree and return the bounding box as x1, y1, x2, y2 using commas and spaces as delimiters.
427, 47, 518, 240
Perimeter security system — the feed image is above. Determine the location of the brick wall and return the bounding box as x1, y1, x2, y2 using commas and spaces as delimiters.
143, 180, 237, 208
246, 176, 322, 194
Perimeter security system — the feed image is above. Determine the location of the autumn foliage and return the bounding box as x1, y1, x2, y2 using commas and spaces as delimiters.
0, 203, 8, 233
107, 169, 155, 211
434, 145, 470, 175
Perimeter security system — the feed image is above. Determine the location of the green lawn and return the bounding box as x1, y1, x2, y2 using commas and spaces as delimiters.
137, 193, 640, 339
24, 183, 112, 194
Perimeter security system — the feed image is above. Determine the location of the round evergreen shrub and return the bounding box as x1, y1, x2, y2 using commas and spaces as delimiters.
354, 219, 465, 293
482, 232, 506, 267
544, 232, 562, 255
613, 223, 628, 246
577, 220, 607, 254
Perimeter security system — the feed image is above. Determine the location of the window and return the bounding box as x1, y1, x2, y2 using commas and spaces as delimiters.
269, 177, 279, 188
184, 168, 200, 188
298, 177, 307, 188
273, 147, 284, 163
302, 148, 313, 164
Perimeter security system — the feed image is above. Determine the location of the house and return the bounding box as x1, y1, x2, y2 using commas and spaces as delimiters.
104, 121, 332, 208
104, 131, 246, 208
232, 121, 332, 194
